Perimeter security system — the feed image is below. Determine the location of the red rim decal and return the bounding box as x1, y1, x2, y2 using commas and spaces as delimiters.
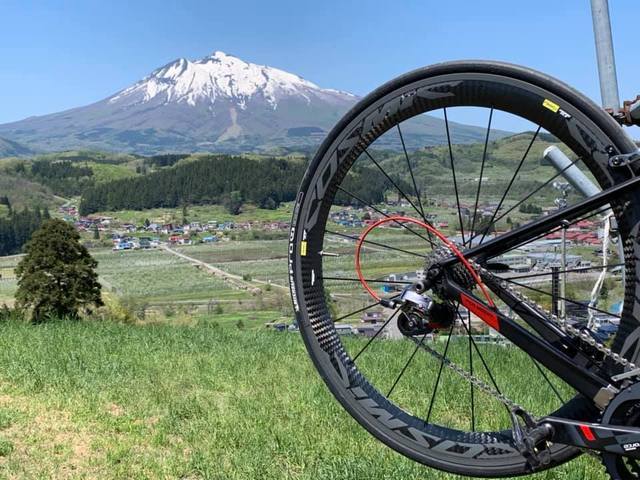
460, 293, 500, 331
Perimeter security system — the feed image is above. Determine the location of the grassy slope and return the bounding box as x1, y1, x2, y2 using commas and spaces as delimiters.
100, 202, 294, 225
0, 319, 607, 479
0, 173, 63, 212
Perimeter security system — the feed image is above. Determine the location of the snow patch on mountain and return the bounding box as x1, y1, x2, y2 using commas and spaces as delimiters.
108, 51, 350, 110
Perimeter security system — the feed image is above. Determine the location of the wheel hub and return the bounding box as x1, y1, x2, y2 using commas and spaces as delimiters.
423, 245, 477, 293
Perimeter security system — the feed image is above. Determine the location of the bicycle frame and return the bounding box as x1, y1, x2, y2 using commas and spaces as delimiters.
437, 173, 640, 409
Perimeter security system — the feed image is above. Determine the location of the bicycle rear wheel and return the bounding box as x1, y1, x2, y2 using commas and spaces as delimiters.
289, 61, 640, 476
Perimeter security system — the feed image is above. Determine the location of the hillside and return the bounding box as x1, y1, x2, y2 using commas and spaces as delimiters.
0, 319, 606, 479
0, 137, 34, 157
0, 151, 141, 201
0, 52, 508, 154
0, 132, 578, 220
0, 172, 61, 212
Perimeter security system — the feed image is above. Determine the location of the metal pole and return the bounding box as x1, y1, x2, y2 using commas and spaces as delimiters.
551, 266, 560, 317
590, 0, 620, 112
544, 147, 601, 197
561, 223, 567, 320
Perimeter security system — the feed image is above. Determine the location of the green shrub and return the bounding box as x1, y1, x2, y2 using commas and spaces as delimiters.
0, 438, 13, 457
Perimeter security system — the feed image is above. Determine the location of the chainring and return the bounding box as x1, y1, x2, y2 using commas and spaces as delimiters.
602, 383, 640, 479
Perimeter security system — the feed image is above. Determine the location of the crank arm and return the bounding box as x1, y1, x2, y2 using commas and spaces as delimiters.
544, 417, 640, 459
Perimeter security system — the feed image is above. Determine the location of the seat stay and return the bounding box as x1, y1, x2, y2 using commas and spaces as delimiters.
439, 173, 640, 268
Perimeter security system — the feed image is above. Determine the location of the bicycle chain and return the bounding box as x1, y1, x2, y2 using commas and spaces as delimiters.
408, 335, 524, 412
471, 261, 639, 375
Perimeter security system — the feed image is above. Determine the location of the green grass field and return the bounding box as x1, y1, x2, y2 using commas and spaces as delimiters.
99, 202, 294, 226
0, 319, 609, 479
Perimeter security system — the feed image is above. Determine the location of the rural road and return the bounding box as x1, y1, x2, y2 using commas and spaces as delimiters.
161, 245, 288, 292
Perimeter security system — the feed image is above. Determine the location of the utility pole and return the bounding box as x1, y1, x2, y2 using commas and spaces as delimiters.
590, 0, 620, 112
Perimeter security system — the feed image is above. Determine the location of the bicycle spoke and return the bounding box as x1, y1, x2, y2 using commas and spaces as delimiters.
474, 126, 541, 246
398, 123, 436, 246
425, 324, 455, 423
470, 108, 493, 239
398, 124, 426, 219
333, 301, 381, 323
352, 308, 401, 362
531, 359, 565, 405
325, 229, 427, 258
387, 333, 427, 398
457, 309, 508, 413
489, 156, 584, 230
336, 185, 436, 248
444, 108, 466, 246
362, 146, 432, 228
467, 310, 475, 431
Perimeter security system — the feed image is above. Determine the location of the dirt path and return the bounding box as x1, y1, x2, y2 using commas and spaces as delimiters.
161, 245, 287, 292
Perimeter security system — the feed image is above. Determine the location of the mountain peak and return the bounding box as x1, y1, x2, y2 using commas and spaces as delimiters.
209, 50, 234, 60
108, 50, 343, 110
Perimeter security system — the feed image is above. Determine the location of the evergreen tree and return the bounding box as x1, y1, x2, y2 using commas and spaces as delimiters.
0, 207, 47, 256
181, 205, 188, 225
223, 191, 243, 215
15, 219, 103, 322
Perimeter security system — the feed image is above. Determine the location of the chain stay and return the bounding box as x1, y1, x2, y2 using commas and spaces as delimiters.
472, 262, 637, 375
407, 258, 638, 422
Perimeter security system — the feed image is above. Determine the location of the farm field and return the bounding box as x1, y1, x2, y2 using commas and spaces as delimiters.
93, 248, 241, 303
90, 246, 293, 323
0, 318, 609, 479
0, 256, 21, 307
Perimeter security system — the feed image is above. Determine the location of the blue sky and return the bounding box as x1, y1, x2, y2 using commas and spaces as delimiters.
0, 0, 638, 129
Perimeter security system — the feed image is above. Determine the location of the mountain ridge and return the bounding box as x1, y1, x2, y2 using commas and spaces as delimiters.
0, 51, 508, 154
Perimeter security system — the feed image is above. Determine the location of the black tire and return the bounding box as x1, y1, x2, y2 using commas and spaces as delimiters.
288, 60, 640, 477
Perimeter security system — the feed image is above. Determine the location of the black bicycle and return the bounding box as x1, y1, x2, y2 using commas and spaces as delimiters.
288, 60, 640, 478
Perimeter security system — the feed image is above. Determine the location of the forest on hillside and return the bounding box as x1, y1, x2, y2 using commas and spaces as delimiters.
79, 155, 391, 215
0, 198, 50, 255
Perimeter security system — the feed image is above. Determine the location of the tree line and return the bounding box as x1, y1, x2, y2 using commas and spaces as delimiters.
29, 160, 95, 196
79, 155, 390, 215
79, 155, 305, 214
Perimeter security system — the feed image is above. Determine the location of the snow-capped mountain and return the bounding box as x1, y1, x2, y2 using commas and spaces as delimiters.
109, 51, 355, 110
0, 51, 504, 154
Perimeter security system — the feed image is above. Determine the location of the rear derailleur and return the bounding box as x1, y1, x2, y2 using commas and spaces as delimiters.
381, 286, 456, 336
